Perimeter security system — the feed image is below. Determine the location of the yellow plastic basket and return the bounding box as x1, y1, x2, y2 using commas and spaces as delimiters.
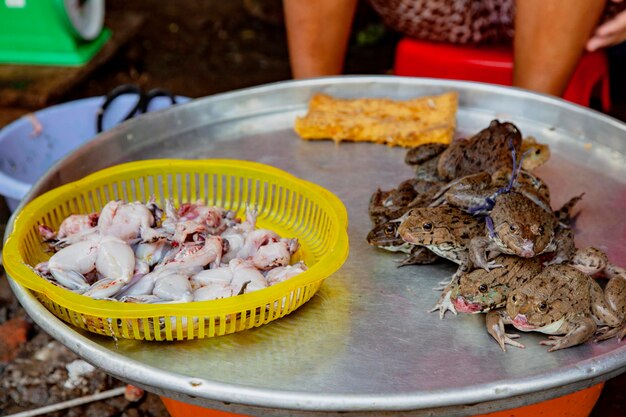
2, 159, 349, 341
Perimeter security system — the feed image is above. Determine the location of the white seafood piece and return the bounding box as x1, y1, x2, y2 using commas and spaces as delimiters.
241, 205, 258, 231
45, 237, 100, 291
221, 227, 246, 263
134, 240, 172, 267
58, 213, 99, 239
119, 294, 164, 303
190, 266, 233, 290
152, 269, 194, 302
158, 199, 180, 234
193, 283, 235, 301
252, 238, 299, 270
172, 220, 207, 243
219, 206, 259, 261
134, 261, 151, 276
222, 209, 240, 228
237, 229, 280, 259
117, 271, 158, 298
98, 200, 157, 242
161, 235, 223, 270
159, 200, 230, 243
178, 201, 225, 226
96, 236, 135, 279
83, 236, 136, 299
38, 224, 57, 241
229, 258, 268, 294
40, 213, 100, 247
265, 261, 308, 286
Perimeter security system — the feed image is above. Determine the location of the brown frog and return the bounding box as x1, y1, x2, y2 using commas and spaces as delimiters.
405, 121, 549, 183
487, 261, 626, 352
468, 193, 582, 271
437, 120, 522, 180
404, 142, 448, 181
520, 136, 551, 171
369, 178, 444, 225
431, 254, 542, 319
366, 220, 440, 266
397, 206, 491, 280
369, 182, 417, 225
432, 168, 552, 216
450, 255, 544, 315
453, 247, 611, 320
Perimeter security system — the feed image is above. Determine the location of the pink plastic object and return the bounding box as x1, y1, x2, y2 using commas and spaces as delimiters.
394, 38, 611, 111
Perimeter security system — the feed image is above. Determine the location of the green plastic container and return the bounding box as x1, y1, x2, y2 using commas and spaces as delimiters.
0, 0, 110, 66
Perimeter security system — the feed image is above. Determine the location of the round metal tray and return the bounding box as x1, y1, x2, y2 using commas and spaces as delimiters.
5, 77, 626, 416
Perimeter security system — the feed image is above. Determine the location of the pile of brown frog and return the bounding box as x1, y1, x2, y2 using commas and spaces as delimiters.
367, 120, 626, 352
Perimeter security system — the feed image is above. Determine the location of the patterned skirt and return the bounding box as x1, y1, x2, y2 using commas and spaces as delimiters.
368, 0, 626, 45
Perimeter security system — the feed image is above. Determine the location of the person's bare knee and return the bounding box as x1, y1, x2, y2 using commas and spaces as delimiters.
513, 0, 607, 96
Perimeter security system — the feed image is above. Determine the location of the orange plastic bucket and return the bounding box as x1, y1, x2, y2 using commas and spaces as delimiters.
476, 383, 604, 417
160, 383, 604, 417
161, 397, 248, 417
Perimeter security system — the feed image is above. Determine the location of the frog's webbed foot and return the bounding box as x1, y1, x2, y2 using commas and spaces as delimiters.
486, 310, 525, 352
540, 336, 573, 352
428, 289, 457, 319
485, 260, 504, 271
541, 318, 596, 351
593, 324, 626, 343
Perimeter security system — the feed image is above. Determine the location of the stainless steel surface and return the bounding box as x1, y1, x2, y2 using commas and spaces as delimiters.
5, 76, 626, 416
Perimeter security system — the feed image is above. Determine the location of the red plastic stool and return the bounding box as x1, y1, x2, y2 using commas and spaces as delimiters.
394, 38, 611, 111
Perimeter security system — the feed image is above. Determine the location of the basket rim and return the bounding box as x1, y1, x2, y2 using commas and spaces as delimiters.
2, 159, 349, 318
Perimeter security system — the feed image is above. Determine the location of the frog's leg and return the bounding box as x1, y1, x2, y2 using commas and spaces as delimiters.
433, 259, 472, 290
539, 317, 597, 352
397, 246, 440, 267
469, 236, 503, 271
570, 247, 609, 275
429, 172, 492, 208
594, 273, 626, 342
595, 324, 626, 342
486, 309, 524, 352
429, 282, 458, 319
554, 193, 585, 227
546, 225, 577, 265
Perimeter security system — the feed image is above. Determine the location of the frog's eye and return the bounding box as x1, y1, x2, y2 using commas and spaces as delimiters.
383, 224, 396, 235
538, 225, 544, 234
536, 302, 548, 313
422, 223, 433, 231
509, 224, 518, 233
478, 284, 488, 293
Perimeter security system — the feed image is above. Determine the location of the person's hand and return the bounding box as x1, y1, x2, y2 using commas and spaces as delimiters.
587, 1, 626, 51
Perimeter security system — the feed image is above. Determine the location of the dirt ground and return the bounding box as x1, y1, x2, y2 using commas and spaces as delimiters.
66, 0, 399, 101
1, 0, 626, 416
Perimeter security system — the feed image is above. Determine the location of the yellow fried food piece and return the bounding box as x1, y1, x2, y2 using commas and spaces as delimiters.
294, 92, 458, 147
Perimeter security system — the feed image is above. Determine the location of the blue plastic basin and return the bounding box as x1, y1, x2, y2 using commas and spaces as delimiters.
0, 94, 188, 211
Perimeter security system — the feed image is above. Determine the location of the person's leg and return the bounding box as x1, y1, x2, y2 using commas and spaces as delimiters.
283, 0, 358, 79
513, 0, 607, 96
